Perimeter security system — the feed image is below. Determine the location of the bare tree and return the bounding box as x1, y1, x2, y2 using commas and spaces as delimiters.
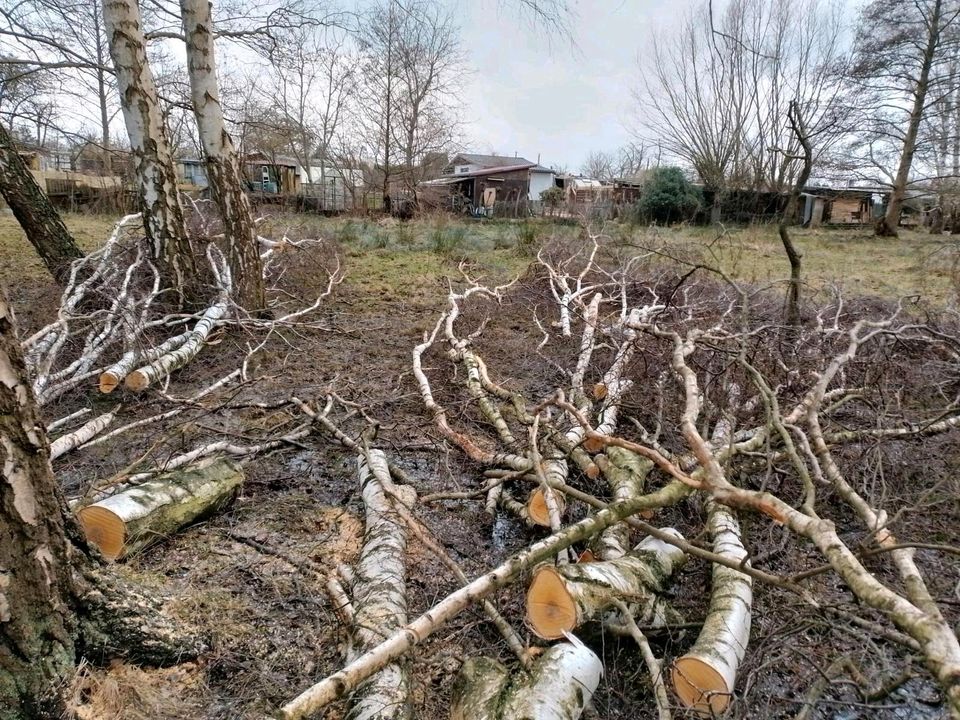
581, 150, 615, 180
637, 0, 848, 221
637, 1, 750, 222
180, 0, 265, 309
102, 0, 195, 295
849, 0, 960, 236
0, 0, 118, 163
391, 1, 463, 203
356, 0, 462, 211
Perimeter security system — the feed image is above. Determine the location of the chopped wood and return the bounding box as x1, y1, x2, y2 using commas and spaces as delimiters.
346, 449, 416, 720
49, 410, 116, 460
671, 502, 752, 716
76, 459, 244, 560
526, 529, 687, 640
451, 637, 603, 720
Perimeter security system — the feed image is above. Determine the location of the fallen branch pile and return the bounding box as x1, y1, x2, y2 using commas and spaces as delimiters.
279, 236, 960, 719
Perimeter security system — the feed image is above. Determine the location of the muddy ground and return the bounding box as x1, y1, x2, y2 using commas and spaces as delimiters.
9, 215, 958, 720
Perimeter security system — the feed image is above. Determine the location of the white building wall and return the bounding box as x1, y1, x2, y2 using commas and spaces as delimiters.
529, 171, 556, 201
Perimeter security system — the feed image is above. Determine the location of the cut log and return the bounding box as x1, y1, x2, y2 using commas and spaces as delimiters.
99, 330, 191, 392
451, 638, 603, 720
526, 485, 567, 527
124, 295, 228, 391
76, 459, 243, 560
671, 501, 752, 716
347, 449, 417, 720
527, 529, 686, 640
49, 410, 116, 460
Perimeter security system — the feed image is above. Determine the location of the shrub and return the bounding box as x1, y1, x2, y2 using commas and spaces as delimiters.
340, 219, 359, 244
396, 223, 415, 246
540, 186, 564, 209
638, 167, 702, 225
515, 221, 540, 256
431, 226, 466, 256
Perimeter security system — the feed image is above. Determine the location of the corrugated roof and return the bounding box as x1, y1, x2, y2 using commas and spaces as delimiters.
452, 153, 536, 168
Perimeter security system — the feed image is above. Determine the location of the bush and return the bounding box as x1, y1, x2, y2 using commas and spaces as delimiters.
515, 221, 540, 256
431, 226, 466, 256
396, 223, 415, 246
540, 186, 564, 209
638, 167, 702, 225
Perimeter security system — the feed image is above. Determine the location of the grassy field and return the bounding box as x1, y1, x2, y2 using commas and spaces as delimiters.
1, 210, 954, 305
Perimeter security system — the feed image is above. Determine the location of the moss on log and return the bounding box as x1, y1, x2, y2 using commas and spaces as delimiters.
451, 639, 603, 720
76, 459, 244, 560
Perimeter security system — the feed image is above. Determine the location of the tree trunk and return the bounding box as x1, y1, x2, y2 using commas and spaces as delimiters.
77, 459, 244, 560
451, 639, 603, 720
102, 0, 196, 295
0, 286, 201, 719
671, 501, 752, 717
779, 100, 813, 327
877, 0, 943, 238
0, 288, 78, 718
180, 0, 266, 310
346, 450, 415, 720
0, 123, 83, 285
525, 529, 686, 640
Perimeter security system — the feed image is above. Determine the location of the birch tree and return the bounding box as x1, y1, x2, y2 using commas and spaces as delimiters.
0, 285, 200, 719
849, 0, 960, 236
356, 0, 462, 211
180, 0, 265, 309
102, 0, 195, 294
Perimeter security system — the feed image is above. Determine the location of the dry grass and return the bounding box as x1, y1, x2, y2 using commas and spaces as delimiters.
647, 223, 956, 305
0, 212, 120, 287
1, 211, 953, 305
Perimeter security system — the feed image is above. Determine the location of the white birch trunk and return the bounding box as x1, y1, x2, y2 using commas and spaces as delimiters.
180, 0, 265, 309
347, 450, 416, 720
100, 329, 192, 393
452, 638, 603, 720
526, 529, 687, 639
49, 411, 116, 460
125, 296, 228, 391
595, 446, 653, 560
102, 0, 194, 291
76, 458, 243, 560
670, 501, 752, 716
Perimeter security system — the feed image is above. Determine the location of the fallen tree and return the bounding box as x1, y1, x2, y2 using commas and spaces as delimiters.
342, 449, 416, 720
279, 238, 960, 719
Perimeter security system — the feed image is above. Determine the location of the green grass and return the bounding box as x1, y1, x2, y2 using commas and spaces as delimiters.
0, 211, 954, 306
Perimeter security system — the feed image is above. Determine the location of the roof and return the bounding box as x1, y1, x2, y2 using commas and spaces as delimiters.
451, 153, 536, 168
452, 163, 536, 178
529, 164, 555, 174
245, 152, 299, 167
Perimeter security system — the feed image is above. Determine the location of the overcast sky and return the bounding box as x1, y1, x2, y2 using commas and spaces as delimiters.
455, 0, 702, 172
455, 0, 862, 173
